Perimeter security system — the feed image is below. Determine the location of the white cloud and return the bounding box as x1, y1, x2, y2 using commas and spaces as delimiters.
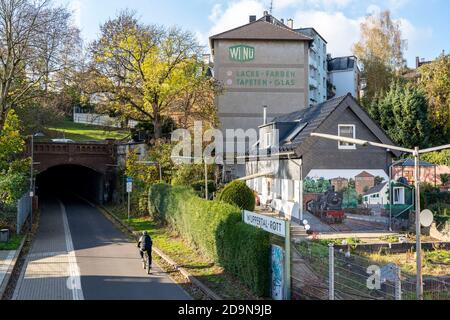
202, 0, 431, 67
387, 0, 411, 10
275, 0, 354, 10
293, 10, 363, 57
366, 4, 381, 15
398, 18, 433, 66
209, 4, 223, 22
199, 0, 265, 47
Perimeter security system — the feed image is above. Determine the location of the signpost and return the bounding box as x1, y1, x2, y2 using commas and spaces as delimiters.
243, 210, 291, 300
126, 177, 133, 220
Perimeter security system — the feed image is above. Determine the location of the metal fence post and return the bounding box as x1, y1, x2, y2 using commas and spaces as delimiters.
328, 243, 335, 300
284, 219, 291, 300
395, 265, 402, 300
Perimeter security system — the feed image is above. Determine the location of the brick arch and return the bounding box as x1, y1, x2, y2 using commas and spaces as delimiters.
31, 141, 117, 175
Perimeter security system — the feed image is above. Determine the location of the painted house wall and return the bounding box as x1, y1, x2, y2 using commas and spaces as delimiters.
301, 107, 393, 176
212, 39, 309, 135
363, 184, 389, 206
245, 103, 393, 220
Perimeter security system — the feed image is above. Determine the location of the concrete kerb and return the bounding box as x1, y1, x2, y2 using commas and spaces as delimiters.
0, 235, 27, 300
90, 201, 222, 301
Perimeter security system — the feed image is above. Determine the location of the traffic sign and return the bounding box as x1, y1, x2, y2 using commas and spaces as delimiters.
243, 210, 286, 237
126, 177, 133, 193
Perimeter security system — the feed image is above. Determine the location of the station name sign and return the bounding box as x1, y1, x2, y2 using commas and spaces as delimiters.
229, 45, 255, 62
243, 210, 286, 237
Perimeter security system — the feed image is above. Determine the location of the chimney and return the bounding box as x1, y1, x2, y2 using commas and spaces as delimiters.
263, 10, 269, 16
263, 106, 268, 125
287, 19, 294, 29
281, 18, 284, 24
416, 56, 420, 68
249, 15, 256, 23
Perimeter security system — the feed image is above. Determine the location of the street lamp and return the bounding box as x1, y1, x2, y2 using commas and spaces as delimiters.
311, 132, 450, 300
29, 132, 44, 232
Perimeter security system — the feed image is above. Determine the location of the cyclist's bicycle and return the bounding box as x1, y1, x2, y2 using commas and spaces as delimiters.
142, 251, 151, 274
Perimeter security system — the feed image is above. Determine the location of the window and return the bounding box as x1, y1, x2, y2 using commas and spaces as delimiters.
338, 124, 356, 149
393, 187, 405, 205
265, 132, 273, 148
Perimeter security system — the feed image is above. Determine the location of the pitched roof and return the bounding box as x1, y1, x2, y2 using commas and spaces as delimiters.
364, 182, 388, 196
356, 171, 375, 178
275, 95, 348, 151
209, 19, 312, 48
395, 158, 436, 167
273, 94, 402, 158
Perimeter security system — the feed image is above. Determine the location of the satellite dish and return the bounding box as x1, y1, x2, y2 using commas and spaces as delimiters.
420, 209, 434, 227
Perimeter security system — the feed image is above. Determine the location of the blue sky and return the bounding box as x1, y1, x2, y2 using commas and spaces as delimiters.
56, 0, 449, 67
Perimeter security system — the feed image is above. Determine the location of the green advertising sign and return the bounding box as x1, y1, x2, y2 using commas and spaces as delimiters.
229, 45, 255, 62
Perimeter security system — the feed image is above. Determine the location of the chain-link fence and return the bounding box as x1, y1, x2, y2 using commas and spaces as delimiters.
291, 240, 449, 300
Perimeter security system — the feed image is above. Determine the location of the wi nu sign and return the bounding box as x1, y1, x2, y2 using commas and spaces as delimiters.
229, 45, 255, 62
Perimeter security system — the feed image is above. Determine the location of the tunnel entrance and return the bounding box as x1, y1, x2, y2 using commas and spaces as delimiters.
36, 165, 107, 204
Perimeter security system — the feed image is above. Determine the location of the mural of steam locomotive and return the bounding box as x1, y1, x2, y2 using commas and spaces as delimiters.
306, 187, 345, 224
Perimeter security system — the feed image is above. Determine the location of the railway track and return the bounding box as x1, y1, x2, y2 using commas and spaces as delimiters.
319, 217, 387, 233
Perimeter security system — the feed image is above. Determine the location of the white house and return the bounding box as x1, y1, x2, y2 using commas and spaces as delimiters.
328, 56, 360, 99
363, 182, 389, 207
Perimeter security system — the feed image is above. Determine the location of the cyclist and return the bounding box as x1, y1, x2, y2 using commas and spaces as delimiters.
137, 231, 153, 269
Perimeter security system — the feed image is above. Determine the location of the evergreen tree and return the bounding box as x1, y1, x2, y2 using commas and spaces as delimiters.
372, 82, 431, 149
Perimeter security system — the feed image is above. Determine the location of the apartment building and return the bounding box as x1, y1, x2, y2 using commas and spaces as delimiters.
295, 28, 328, 106
209, 13, 312, 134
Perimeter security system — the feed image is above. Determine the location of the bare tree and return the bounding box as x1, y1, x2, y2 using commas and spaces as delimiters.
0, 0, 81, 131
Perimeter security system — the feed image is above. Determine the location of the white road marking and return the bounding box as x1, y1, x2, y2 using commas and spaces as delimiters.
0, 250, 16, 286
59, 200, 84, 300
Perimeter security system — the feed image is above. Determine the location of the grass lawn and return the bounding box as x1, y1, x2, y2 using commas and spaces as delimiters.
105, 204, 258, 300
0, 234, 23, 251
44, 120, 130, 142
363, 250, 450, 277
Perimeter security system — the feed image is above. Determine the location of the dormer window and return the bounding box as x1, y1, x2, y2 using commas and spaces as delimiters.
338, 124, 356, 149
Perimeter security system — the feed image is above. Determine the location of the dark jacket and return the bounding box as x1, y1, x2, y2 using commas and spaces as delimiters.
138, 235, 152, 251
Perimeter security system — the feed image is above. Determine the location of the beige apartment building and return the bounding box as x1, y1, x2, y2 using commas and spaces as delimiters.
209, 14, 312, 134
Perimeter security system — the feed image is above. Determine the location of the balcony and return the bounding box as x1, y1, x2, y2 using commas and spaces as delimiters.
309, 76, 318, 89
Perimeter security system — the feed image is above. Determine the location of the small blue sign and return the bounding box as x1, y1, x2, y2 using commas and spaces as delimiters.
127, 177, 133, 183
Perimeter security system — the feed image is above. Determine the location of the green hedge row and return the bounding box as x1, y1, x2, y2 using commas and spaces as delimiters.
148, 183, 270, 296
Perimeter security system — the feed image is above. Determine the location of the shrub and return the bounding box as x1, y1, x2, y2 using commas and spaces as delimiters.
217, 180, 255, 211
148, 183, 270, 296
191, 180, 217, 198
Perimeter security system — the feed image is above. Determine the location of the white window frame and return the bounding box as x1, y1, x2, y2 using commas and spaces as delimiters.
338, 124, 356, 150
393, 187, 405, 205
265, 132, 273, 149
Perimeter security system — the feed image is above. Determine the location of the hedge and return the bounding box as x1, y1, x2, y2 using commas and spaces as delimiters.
148, 183, 270, 297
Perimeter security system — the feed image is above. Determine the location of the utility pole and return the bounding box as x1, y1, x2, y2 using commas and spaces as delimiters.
414, 147, 423, 300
